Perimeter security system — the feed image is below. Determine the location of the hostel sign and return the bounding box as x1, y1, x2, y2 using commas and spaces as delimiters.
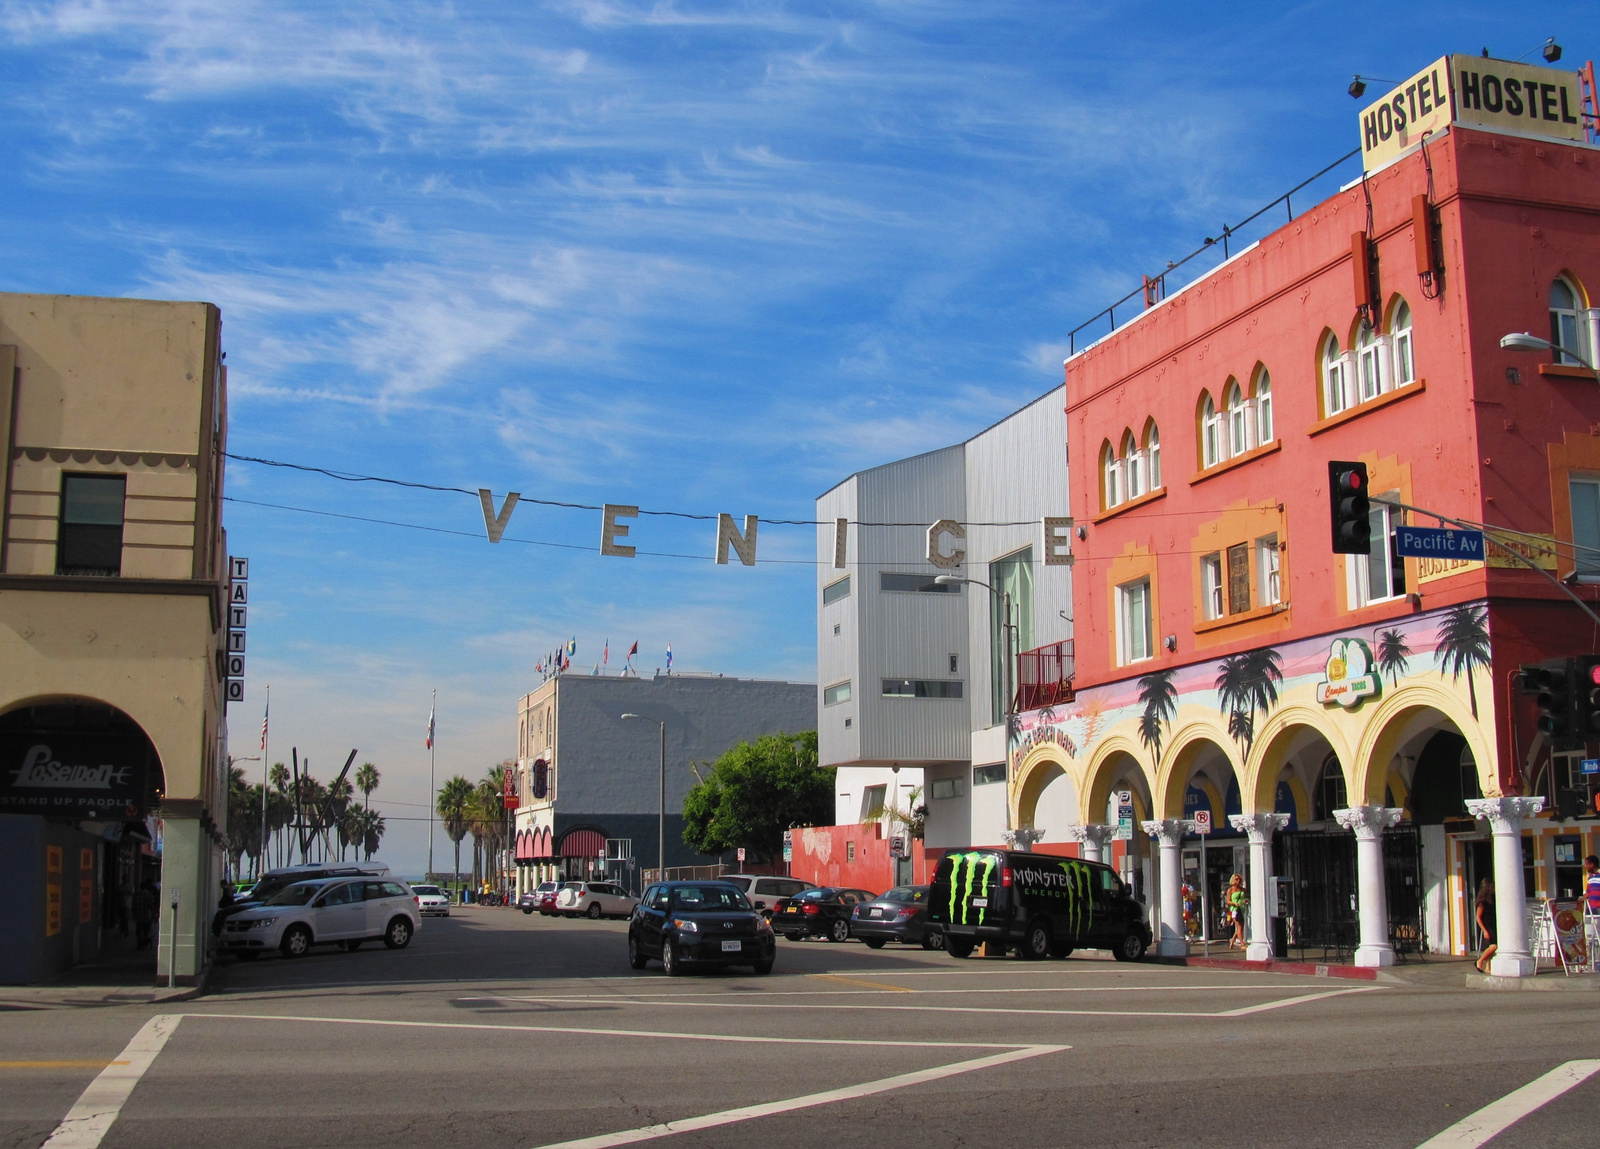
1359, 55, 1585, 171
1316, 638, 1381, 709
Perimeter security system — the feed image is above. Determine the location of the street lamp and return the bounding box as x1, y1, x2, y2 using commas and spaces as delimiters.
934, 574, 1021, 838
622, 713, 666, 883
1500, 331, 1597, 372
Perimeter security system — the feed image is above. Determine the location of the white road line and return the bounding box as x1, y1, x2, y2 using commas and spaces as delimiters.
1212, 987, 1382, 1016
182, 1012, 1019, 1049
528, 1043, 1068, 1149
460, 982, 1336, 1003
477, 990, 1373, 1019
41, 1014, 181, 1149
1415, 1060, 1600, 1148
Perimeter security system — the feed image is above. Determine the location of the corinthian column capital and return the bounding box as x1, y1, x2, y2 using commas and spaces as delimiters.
1141, 818, 1187, 848
1332, 805, 1404, 840
1066, 823, 1118, 847
1228, 811, 1291, 844
1465, 797, 1545, 835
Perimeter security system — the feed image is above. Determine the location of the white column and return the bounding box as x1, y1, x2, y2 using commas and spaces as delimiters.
1003, 826, 1046, 852
1142, 818, 1189, 956
1333, 805, 1404, 967
1465, 797, 1545, 977
1066, 823, 1118, 864
1229, 812, 1290, 961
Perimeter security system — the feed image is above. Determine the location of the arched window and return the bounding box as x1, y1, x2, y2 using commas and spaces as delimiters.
1101, 440, 1121, 509
1390, 300, 1414, 384
1145, 421, 1162, 490
1322, 335, 1348, 416
1200, 393, 1221, 468
1551, 277, 1591, 367
1356, 320, 1383, 402
1123, 431, 1143, 500
1224, 380, 1249, 457
1254, 370, 1273, 444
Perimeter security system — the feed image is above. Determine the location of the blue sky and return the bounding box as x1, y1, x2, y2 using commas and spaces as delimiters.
1, 1, 1583, 875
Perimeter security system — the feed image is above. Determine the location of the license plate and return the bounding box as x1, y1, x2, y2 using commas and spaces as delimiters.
783, 906, 797, 914
970, 898, 988, 908
870, 908, 884, 918
721, 940, 742, 952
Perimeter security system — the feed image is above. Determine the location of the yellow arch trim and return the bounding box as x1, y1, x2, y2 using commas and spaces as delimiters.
1154, 717, 1241, 819
1386, 769, 1411, 817
1011, 742, 1082, 830
1352, 680, 1496, 804
1076, 732, 1152, 826
1243, 704, 1356, 813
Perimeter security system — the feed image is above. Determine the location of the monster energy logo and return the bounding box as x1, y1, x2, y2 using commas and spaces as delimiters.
1013, 859, 1093, 941
944, 852, 998, 925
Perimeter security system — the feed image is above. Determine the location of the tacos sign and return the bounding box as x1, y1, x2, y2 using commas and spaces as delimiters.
1316, 638, 1381, 709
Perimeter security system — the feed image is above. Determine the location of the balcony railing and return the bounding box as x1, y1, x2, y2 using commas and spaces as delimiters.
1015, 640, 1075, 712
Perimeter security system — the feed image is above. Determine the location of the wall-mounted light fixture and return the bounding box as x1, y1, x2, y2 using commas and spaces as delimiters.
1164, 635, 1178, 653
1076, 525, 1088, 541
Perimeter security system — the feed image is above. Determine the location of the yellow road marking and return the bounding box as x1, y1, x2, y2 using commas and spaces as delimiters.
808, 973, 914, 993
0, 1060, 128, 1069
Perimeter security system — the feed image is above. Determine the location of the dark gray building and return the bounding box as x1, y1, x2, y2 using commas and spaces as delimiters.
511, 672, 813, 893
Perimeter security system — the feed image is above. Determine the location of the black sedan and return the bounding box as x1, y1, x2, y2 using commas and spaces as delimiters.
850, 885, 943, 949
773, 887, 875, 942
628, 881, 775, 976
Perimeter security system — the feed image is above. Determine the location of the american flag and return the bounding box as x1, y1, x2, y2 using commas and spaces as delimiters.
425, 699, 435, 749
666, 644, 673, 670
260, 700, 269, 752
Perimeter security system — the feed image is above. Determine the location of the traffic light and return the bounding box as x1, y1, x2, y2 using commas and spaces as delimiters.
1578, 656, 1600, 739
1328, 461, 1371, 554
1532, 658, 1578, 750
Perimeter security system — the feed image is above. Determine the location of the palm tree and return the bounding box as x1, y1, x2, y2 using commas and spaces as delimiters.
437, 776, 474, 896
355, 762, 381, 811
361, 811, 386, 860
1137, 669, 1179, 764
1435, 603, 1491, 718
469, 772, 508, 892
1215, 647, 1284, 752
1375, 628, 1412, 688
268, 763, 290, 866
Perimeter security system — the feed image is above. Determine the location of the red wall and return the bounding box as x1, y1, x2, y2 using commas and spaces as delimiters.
1066, 126, 1600, 787
786, 824, 930, 892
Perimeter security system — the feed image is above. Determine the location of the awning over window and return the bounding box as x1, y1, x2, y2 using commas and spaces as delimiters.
557, 827, 606, 859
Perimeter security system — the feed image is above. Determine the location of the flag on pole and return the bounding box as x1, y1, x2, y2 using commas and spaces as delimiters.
260, 699, 269, 752
425, 699, 435, 749
666, 644, 673, 671
603, 639, 609, 666
567, 637, 577, 656
627, 640, 638, 660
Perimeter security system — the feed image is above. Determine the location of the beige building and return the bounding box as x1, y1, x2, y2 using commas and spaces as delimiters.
0, 293, 231, 985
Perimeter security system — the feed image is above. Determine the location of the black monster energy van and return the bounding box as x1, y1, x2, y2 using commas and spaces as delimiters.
929, 849, 1152, 962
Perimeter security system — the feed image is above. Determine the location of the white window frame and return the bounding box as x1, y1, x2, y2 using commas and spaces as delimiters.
1117, 577, 1154, 665
1255, 374, 1273, 444
1225, 383, 1249, 457
1256, 534, 1281, 606
1323, 338, 1349, 416
1570, 475, 1600, 581
1356, 322, 1384, 402
1550, 278, 1591, 367
1104, 447, 1121, 508
1390, 303, 1415, 385
1146, 424, 1162, 489
1201, 553, 1224, 620
823, 680, 852, 706
1201, 395, 1221, 468
1125, 437, 1144, 499
1347, 492, 1406, 607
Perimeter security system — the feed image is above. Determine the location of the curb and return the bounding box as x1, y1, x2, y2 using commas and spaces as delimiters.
1151, 955, 1379, 981
1467, 971, 1600, 991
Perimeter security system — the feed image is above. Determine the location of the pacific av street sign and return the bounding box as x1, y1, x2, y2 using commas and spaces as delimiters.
1394, 525, 1485, 561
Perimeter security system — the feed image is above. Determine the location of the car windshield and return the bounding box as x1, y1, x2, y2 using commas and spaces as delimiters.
793, 888, 834, 902
562, 882, 582, 890
412, 886, 441, 896
672, 886, 751, 910
884, 887, 927, 903
263, 882, 323, 907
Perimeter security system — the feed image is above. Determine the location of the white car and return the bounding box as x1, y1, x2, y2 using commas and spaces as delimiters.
411, 884, 451, 917
714, 875, 817, 917
221, 877, 420, 959
555, 881, 639, 919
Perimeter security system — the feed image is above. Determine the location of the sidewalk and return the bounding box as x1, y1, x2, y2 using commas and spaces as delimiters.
1154, 946, 1600, 988
0, 935, 207, 1009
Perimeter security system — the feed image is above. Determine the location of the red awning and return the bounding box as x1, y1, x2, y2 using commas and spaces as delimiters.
514, 830, 533, 862
558, 827, 606, 859
538, 827, 554, 858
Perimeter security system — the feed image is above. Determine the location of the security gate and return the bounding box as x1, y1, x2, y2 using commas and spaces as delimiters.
1276, 827, 1423, 962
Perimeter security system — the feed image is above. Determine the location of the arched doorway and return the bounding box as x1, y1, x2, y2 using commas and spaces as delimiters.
1012, 745, 1079, 849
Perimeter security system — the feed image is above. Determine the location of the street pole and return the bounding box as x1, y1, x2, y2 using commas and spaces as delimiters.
259, 685, 269, 879
428, 687, 436, 882
658, 719, 666, 886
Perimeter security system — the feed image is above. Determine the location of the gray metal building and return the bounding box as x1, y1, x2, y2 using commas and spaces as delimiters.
815, 384, 1073, 851
511, 672, 814, 894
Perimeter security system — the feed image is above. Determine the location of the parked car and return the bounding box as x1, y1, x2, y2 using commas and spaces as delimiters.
556, 880, 639, 919
773, 886, 875, 942
220, 876, 420, 959
628, 881, 775, 975
411, 884, 451, 917
213, 861, 392, 936
928, 850, 1151, 961
714, 874, 816, 917
851, 885, 942, 949
520, 880, 559, 915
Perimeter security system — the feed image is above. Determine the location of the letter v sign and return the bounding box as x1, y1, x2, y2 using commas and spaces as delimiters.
478, 489, 520, 543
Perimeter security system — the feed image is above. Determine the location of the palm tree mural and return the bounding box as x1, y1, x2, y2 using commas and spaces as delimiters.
1376, 628, 1412, 688
1137, 669, 1179, 763
1215, 647, 1284, 751
1435, 603, 1491, 718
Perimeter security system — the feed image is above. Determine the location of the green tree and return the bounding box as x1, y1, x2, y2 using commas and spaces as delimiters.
1376, 628, 1412, 688
437, 776, 474, 895
355, 762, 381, 810
1435, 603, 1491, 718
681, 731, 830, 865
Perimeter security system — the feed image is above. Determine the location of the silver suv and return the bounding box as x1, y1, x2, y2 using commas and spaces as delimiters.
554, 881, 639, 919
221, 877, 420, 959
715, 874, 816, 917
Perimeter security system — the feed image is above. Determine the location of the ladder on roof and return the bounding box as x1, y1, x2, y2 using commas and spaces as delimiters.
1582, 61, 1598, 145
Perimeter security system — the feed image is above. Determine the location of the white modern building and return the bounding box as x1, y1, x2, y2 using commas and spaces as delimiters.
815, 385, 1074, 857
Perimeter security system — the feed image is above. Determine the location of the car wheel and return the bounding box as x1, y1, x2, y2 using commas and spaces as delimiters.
1016, 919, 1051, 961
752, 960, 773, 975
1113, 930, 1148, 963
863, 938, 886, 949
828, 918, 851, 943
662, 938, 685, 977
384, 917, 413, 950
522, 906, 533, 915
587, 902, 603, 920
280, 924, 312, 958
944, 937, 975, 959
785, 932, 802, 942
922, 928, 945, 951
628, 932, 649, 970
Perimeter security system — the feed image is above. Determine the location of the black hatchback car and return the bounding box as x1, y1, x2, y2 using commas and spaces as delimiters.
628, 881, 775, 976
850, 885, 942, 949
773, 887, 875, 942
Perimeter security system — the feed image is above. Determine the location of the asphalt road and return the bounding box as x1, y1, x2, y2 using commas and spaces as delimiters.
5, 905, 1600, 1148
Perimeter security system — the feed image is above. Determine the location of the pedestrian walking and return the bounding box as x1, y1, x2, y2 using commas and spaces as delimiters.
133, 879, 157, 951
1584, 856, 1600, 916
1474, 878, 1497, 974
1226, 873, 1247, 949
